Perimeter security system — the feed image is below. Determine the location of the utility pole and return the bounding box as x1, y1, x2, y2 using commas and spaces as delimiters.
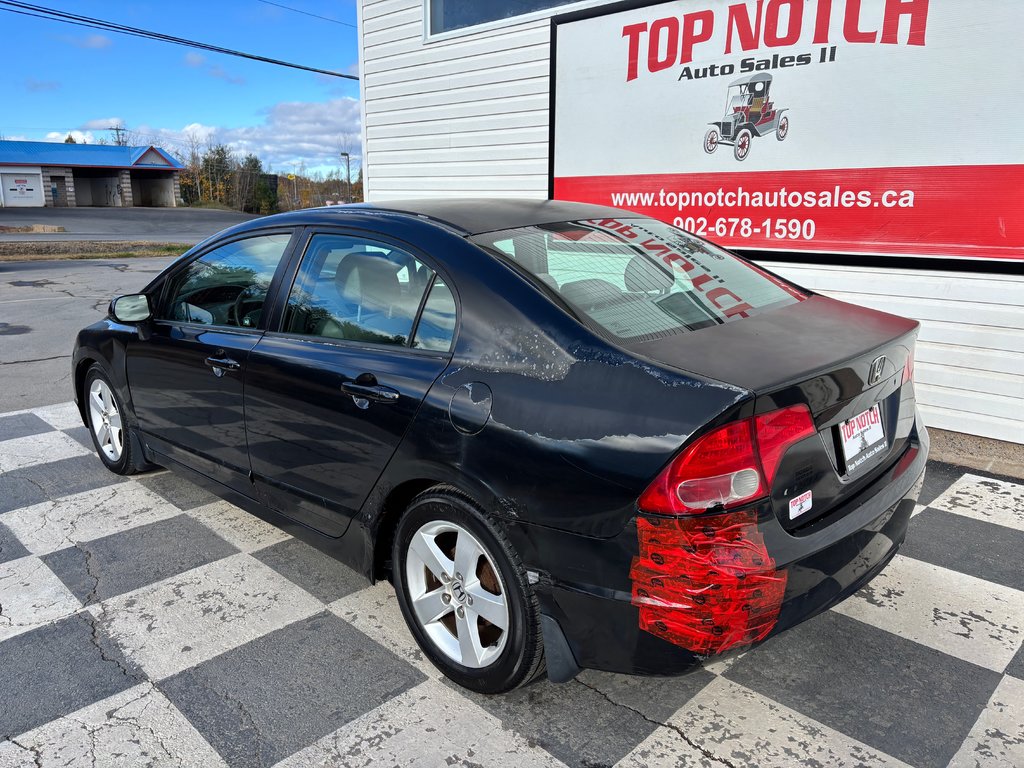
340, 152, 351, 203
287, 171, 297, 209
107, 125, 127, 146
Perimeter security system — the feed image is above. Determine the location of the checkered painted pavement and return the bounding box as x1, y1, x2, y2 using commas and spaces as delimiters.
0, 402, 1021, 768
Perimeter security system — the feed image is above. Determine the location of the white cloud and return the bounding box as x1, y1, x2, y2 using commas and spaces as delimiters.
182, 53, 245, 85
25, 79, 60, 92
80, 117, 123, 131
45, 130, 98, 144
179, 122, 219, 143
124, 97, 363, 174
208, 65, 245, 86
66, 34, 112, 49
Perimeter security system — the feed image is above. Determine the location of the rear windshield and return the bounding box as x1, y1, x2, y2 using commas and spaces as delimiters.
472, 217, 806, 342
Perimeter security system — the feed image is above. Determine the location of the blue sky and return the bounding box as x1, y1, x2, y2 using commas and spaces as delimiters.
0, 1, 362, 174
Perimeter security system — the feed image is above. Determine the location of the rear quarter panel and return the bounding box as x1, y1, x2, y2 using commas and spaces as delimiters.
362, 233, 752, 540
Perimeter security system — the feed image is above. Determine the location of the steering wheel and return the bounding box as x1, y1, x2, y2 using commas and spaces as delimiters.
229, 285, 265, 327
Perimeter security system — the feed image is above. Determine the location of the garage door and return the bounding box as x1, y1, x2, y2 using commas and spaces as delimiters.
1, 173, 44, 207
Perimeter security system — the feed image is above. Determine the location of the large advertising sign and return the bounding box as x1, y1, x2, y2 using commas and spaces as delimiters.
551, 0, 1024, 260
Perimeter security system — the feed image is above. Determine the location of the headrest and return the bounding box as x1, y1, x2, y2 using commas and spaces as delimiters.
560, 278, 622, 310
335, 253, 401, 310
623, 256, 675, 293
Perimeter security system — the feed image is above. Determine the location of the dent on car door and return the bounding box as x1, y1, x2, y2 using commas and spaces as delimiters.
243, 231, 458, 537
126, 231, 296, 493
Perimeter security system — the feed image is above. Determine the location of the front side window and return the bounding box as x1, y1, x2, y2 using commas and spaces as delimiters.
160, 233, 292, 328
428, 0, 580, 35
473, 218, 806, 342
284, 234, 437, 347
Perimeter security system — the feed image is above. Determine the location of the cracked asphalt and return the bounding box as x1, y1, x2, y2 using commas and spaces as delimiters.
0, 256, 1022, 767
0, 256, 178, 412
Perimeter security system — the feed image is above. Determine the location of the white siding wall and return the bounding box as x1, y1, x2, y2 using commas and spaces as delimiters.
358, 0, 1024, 444
360, 0, 552, 200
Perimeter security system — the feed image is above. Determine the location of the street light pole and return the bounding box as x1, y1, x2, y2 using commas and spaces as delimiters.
340, 152, 351, 203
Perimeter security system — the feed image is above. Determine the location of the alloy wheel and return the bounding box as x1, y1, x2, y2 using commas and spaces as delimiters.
405, 520, 509, 668
88, 378, 123, 462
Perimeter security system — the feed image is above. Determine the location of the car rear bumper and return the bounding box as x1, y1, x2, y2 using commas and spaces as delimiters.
522, 419, 929, 678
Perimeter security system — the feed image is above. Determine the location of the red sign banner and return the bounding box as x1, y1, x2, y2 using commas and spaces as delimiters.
554, 164, 1024, 260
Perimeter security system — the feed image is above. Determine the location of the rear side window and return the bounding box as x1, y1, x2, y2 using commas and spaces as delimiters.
473, 218, 805, 342
413, 278, 456, 352
284, 234, 436, 347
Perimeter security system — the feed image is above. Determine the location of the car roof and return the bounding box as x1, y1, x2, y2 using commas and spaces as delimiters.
236, 198, 634, 237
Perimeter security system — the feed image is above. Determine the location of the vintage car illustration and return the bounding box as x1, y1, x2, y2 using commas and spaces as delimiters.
704, 72, 790, 161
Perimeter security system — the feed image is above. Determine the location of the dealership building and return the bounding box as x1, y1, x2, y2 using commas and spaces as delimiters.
0, 140, 183, 208
358, 0, 1022, 444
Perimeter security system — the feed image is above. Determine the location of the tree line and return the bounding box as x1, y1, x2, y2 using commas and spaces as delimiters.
178, 139, 363, 214
178, 142, 279, 214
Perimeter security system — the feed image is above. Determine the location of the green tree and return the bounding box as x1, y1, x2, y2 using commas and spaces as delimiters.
201, 144, 234, 206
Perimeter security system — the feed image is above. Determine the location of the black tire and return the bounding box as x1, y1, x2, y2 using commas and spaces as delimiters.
83, 364, 151, 476
392, 486, 545, 694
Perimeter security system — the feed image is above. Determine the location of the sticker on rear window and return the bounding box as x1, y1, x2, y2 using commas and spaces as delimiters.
789, 490, 813, 520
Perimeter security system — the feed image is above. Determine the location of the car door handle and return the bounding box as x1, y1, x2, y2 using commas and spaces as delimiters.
204, 356, 241, 375
340, 381, 400, 403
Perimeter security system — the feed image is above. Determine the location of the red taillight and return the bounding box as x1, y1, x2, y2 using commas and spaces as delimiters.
630, 405, 813, 654
631, 513, 788, 655
902, 351, 915, 385
638, 405, 815, 516
753, 405, 816, 487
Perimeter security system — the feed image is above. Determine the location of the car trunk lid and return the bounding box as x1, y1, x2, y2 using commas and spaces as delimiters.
634, 294, 920, 529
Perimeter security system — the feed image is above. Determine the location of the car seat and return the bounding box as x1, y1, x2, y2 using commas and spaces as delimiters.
624, 256, 674, 294
560, 278, 622, 311
316, 253, 415, 341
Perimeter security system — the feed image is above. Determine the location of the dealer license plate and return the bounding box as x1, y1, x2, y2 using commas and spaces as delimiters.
839, 404, 886, 472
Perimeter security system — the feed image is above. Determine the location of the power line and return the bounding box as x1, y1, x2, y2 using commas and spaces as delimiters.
0, 1, 358, 80
255, 0, 356, 29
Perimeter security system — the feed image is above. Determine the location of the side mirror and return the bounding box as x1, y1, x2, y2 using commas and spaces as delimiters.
110, 294, 152, 323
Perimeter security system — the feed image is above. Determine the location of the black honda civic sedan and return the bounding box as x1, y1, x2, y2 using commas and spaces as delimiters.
73, 199, 927, 693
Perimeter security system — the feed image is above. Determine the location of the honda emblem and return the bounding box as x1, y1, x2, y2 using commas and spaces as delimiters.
868, 356, 887, 386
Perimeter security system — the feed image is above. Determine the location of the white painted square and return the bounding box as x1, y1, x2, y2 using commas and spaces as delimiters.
272, 678, 566, 768
930, 474, 1024, 531
949, 675, 1024, 767
329, 581, 442, 681
96, 552, 323, 680
0, 683, 227, 766
187, 500, 290, 553
0, 555, 82, 643
0, 430, 90, 473
31, 401, 85, 431
832, 554, 1024, 672
2, 483, 180, 556
614, 726, 709, 768
628, 676, 910, 768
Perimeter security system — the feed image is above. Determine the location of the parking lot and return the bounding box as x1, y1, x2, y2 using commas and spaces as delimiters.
0, 256, 178, 412
0, 208, 255, 244
1, 256, 1022, 768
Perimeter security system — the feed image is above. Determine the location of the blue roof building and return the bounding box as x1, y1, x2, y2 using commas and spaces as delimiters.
0, 139, 184, 208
